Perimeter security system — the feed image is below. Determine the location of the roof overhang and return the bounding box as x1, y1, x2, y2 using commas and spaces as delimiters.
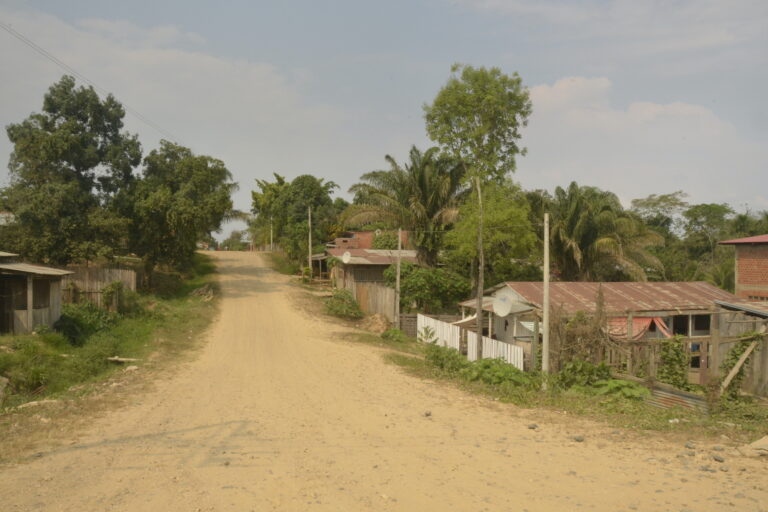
0, 263, 73, 277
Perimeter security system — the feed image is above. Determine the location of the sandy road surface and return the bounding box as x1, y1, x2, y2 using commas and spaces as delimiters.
1, 252, 766, 511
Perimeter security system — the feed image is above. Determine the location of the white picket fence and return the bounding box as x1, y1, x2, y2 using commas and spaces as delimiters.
416, 314, 462, 351
416, 314, 524, 370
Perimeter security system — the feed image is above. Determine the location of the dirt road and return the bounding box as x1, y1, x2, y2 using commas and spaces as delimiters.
1, 252, 766, 511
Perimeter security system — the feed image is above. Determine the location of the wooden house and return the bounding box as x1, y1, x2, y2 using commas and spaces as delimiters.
0, 251, 73, 334
326, 248, 418, 321
460, 281, 766, 392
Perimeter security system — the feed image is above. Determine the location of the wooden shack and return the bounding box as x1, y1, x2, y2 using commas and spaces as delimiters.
0, 251, 73, 334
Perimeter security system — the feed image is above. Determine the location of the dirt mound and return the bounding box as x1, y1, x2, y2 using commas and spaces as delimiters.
358, 313, 391, 334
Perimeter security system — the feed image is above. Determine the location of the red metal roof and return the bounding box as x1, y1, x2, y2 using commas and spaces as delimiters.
497, 281, 740, 315
719, 234, 768, 245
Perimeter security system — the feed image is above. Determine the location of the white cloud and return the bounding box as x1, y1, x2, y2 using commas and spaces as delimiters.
0, 8, 397, 223
519, 76, 768, 210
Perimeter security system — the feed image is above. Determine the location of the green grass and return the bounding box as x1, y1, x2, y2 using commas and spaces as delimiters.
267, 251, 300, 276
0, 253, 218, 408
380, 343, 768, 442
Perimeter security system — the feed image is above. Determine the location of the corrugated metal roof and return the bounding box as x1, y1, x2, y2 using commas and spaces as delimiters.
715, 300, 768, 318
0, 263, 73, 276
326, 248, 419, 266
719, 234, 768, 245
489, 281, 739, 315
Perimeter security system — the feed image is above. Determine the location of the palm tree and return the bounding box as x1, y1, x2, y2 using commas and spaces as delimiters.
344, 146, 468, 266
550, 182, 663, 281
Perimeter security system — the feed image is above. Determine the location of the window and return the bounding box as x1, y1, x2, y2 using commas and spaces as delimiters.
672, 315, 689, 336
692, 314, 711, 336
11, 278, 26, 310
33, 280, 50, 309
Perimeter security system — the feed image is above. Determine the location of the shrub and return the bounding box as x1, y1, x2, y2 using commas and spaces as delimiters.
555, 360, 611, 389
324, 290, 364, 319
587, 379, 651, 400
425, 344, 469, 375
381, 328, 408, 343
460, 358, 535, 388
54, 303, 120, 346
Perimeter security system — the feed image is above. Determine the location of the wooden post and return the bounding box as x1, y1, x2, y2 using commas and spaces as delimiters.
474, 175, 484, 360
532, 318, 540, 372
720, 340, 759, 396
710, 312, 721, 381
542, 213, 551, 380
395, 228, 402, 329
488, 311, 493, 339
26, 275, 33, 332
307, 206, 312, 281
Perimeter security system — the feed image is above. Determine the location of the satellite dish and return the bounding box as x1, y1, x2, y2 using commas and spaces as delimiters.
341, 251, 352, 264
492, 288, 516, 317
375, 229, 382, 236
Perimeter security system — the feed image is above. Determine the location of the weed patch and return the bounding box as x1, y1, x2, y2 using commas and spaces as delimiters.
324, 290, 364, 320
0, 254, 218, 409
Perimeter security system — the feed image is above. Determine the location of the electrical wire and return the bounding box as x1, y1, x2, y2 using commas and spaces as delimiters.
0, 20, 182, 144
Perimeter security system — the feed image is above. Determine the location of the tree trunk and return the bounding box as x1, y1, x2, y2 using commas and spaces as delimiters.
475, 176, 484, 360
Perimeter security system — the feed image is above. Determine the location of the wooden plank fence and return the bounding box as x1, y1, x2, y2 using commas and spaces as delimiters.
417, 314, 524, 370
61, 265, 138, 308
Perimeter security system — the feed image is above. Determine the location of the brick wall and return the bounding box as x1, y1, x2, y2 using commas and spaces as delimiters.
735, 245, 768, 299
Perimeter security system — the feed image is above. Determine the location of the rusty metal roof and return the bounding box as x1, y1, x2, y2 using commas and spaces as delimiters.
720, 234, 768, 245
489, 281, 740, 315
326, 248, 419, 266
715, 300, 768, 319
0, 262, 73, 276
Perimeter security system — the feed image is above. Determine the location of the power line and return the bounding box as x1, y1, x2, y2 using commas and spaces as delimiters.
0, 20, 182, 144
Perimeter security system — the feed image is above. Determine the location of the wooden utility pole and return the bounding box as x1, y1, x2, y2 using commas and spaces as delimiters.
307, 206, 313, 281
474, 175, 484, 360
395, 227, 402, 329
542, 213, 551, 381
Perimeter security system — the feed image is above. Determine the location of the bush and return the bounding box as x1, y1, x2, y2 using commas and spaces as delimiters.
554, 360, 611, 389
381, 328, 408, 343
324, 290, 364, 319
460, 358, 535, 388
425, 344, 469, 375
54, 303, 120, 346
570, 379, 651, 400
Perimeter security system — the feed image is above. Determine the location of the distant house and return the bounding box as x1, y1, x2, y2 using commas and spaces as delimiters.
328, 230, 409, 251
326, 248, 418, 321
459, 281, 762, 387
0, 251, 72, 334
719, 234, 768, 301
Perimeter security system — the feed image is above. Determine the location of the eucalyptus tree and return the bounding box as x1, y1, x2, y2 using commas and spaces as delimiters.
424, 64, 532, 357
345, 145, 468, 266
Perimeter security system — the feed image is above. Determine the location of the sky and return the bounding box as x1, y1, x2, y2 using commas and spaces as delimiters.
1, 0, 767, 237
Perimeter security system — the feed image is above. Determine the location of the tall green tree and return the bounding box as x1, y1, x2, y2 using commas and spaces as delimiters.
345, 146, 468, 266
445, 180, 538, 286
131, 141, 236, 277
1, 75, 142, 263
424, 64, 532, 357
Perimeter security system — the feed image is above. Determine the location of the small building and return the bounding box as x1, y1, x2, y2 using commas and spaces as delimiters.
460, 281, 758, 386
0, 252, 73, 334
329, 230, 409, 251
719, 234, 768, 300
327, 248, 418, 321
